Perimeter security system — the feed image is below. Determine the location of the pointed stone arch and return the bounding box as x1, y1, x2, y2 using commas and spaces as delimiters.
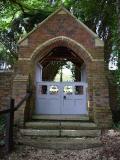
31, 36, 93, 65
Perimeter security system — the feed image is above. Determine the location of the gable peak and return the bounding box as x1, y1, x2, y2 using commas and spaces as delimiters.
18, 6, 104, 46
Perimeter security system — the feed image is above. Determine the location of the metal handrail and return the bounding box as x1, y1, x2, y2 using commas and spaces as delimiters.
14, 92, 32, 111
0, 92, 32, 115
0, 91, 32, 153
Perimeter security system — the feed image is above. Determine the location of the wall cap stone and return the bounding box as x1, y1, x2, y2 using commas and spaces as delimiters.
95, 38, 104, 47
0, 70, 14, 73
20, 38, 28, 46
58, 10, 67, 14
19, 58, 31, 61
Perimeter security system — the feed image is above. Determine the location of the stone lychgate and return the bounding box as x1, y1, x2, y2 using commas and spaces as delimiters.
12, 7, 112, 128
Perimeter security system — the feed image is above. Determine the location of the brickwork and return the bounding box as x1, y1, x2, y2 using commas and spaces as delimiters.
13, 7, 112, 128
0, 72, 13, 110
12, 75, 29, 126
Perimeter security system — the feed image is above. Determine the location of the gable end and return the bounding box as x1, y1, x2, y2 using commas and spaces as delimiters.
18, 7, 104, 47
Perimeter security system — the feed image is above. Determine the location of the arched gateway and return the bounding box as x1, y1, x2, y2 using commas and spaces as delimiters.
13, 7, 112, 128
33, 36, 91, 115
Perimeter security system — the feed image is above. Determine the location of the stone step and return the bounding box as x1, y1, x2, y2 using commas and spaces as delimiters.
61, 130, 100, 137
61, 122, 97, 130
25, 121, 97, 130
26, 121, 60, 130
17, 137, 102, 150
20, 129, 101, 137
32, 115, 90, 121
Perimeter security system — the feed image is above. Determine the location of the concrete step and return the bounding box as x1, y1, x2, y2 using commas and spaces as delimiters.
25, 121, 97, 130
32, 115, 90, 121
20, 129, 101, 137
17, 137, 102, 150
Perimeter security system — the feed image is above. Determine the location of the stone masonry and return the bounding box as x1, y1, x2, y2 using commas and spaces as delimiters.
12, 7, 112, 128
0, 72, 13, 111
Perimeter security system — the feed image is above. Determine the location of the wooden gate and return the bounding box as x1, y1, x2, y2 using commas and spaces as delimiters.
35, 82, 88, 115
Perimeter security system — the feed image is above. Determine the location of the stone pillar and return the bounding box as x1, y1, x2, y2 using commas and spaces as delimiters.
86, 63, 95, 121
12, 75, 28, 126
87, 75, 94, 121
92, 62, 112, 128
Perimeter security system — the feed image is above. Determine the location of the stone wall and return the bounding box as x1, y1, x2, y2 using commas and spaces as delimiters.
0, 71, 13, 111
91, 62, 112, 128
0, 72, 30, 126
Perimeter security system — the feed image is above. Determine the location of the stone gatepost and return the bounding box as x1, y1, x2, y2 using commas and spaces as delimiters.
12, 75, 29, 126
92, 62, 113, 128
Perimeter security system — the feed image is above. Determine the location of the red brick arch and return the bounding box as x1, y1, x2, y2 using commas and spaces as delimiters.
31, 36, 93, 65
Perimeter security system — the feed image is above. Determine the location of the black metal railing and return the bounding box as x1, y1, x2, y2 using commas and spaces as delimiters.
0, 92, 32, 153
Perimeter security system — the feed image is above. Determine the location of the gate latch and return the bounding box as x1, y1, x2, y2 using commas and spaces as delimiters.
63, 95, 66, 99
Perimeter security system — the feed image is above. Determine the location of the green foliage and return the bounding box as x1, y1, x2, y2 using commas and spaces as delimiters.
0, 115, 5, 146
0, 116, 5, 132
0, 3, 19, 29
0, 43, 16, 67
113, 121, 120, 129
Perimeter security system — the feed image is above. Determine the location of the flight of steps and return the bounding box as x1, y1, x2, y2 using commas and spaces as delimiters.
17, 115, 102, 150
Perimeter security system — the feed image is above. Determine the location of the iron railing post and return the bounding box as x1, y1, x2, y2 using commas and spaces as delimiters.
5, 98, 14, 153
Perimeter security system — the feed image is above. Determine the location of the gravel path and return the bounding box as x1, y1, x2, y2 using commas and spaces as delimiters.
1, 146, 103, 160
0, 130, 120, 160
